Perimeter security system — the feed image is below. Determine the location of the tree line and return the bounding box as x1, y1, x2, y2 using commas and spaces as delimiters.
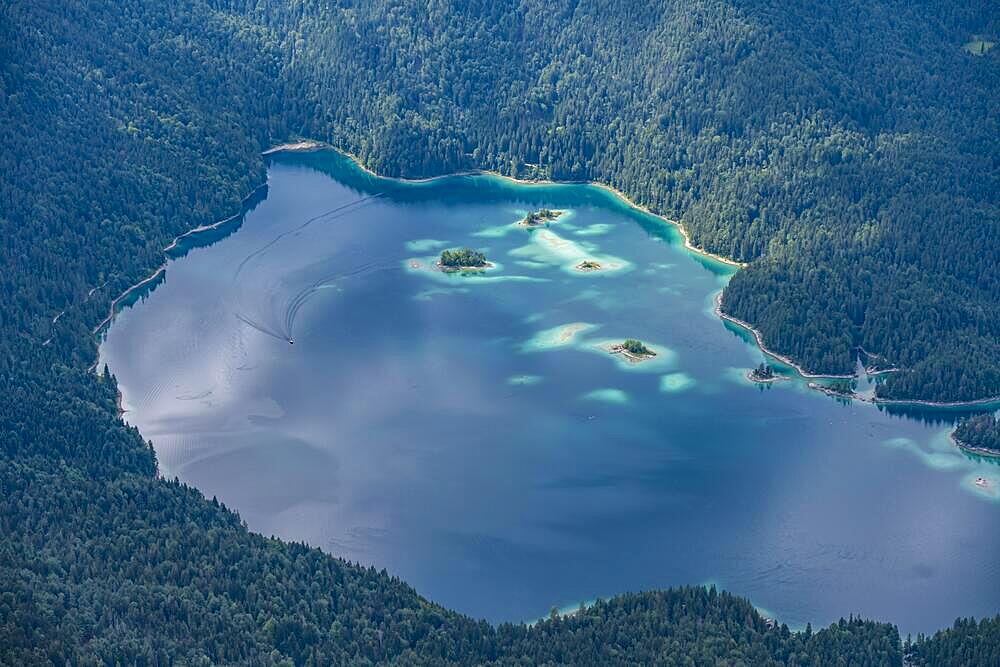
1, 0, 998, 662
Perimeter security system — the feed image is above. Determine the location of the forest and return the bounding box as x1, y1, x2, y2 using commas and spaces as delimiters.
953, 414, 1000, 453
1, 0, 998, 663
439, 247, 488, 269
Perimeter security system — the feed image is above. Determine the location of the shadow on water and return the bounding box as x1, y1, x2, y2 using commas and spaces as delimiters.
166, 183, 270, 261
98, 183, 270, 338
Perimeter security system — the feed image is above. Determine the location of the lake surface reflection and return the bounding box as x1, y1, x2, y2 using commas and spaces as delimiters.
100, 150, 1000, 633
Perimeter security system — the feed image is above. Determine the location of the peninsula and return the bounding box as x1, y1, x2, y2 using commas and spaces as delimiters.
952, 414, 1000, 459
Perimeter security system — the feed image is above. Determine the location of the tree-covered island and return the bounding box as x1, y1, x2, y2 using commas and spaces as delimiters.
438, 247, 490, 271
748, 363, 780, 383
576, 259, 602, 271
518, 208, 563, 227
610, 338, 657, 361
952, 414, 1000, 458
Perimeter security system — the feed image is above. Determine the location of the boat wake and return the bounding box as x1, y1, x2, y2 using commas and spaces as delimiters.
234, 192, 384, 279
235, 312, 292, 344
281, 259, 397, 340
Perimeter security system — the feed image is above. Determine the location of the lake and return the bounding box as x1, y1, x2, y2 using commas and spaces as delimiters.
100, 149, 1000, 634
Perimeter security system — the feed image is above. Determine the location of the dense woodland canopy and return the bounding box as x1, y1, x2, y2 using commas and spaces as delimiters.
953, 413, 1000, 453
439, 247, 488, 268
1, 0, 999, 663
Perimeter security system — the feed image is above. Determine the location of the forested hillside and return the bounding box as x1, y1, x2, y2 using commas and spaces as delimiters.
1, 0, 998, 663
252, 0, 1000, 402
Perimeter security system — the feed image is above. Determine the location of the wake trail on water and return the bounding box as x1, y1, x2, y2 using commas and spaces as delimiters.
230, 191, 403, 344
282, 259, 398, 339
235, 312, 292, 343
234, 192, 384, 279
235, 252, 399, 344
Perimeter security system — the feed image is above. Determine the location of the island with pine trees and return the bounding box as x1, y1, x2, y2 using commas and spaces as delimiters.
747, 363, 786, 384
518, 208, 564, 228
437, 247, 493, 272
609, 338, 657, 362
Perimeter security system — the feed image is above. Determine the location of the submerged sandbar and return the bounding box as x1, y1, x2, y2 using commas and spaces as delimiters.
522, 322, 599, 351
511, 228, 629, 275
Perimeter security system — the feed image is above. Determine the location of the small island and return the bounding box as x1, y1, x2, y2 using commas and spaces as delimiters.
952, 413, 1000, 459
609, 338, 657, 362
518, 208, 563, 228
575, 259, 602, 272
438, 247, 491, 272
747, 363, 783, 383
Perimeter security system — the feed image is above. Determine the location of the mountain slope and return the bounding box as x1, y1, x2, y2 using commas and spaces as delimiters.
1, 0, 999, 663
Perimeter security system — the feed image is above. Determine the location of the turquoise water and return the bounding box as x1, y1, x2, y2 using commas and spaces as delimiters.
100, 151, 1000, 633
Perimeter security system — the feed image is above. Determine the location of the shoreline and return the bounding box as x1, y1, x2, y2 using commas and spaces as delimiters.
264, 140, 746, 269
98, 139, 998, 409
115, 385, 126, 419
606, 343, 657, 364
163, 183, 268, 254
92, 266, 167, 335
586, 181, 745, 268
262, 140, 1000, 408
871, 394, 1000, 409
950, 433, 1000, 460
809, 381, 1000, 410
808, 382, 856, 400
436, 260, 496, 273
713, 293, 1000, 409
92, 182, 267, 338
747, 371, 788, 385
713, 292, 854, 380
262, 140, 326, 156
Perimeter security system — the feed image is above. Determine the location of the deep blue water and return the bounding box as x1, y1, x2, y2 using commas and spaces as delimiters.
100, 150, 1000, 633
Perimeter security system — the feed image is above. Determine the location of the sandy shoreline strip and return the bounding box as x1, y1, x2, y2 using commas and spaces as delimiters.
92, 266, 166, 335
950, 433, 1000, 459
713, 292, 854, 380
262, 140, 326, 156
746, 371, 788, 384
435, 260, 496, 273
872, 394, 1000, 409
714, 290, 1000, 407
92, 182, 267, 337
260, 141, 1000, 408
807, 381, 1000, 409
163, 183, 267, 254
265, 140, 744, 267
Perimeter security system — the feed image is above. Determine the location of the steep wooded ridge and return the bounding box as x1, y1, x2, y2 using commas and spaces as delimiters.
1, 0, 997, 664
